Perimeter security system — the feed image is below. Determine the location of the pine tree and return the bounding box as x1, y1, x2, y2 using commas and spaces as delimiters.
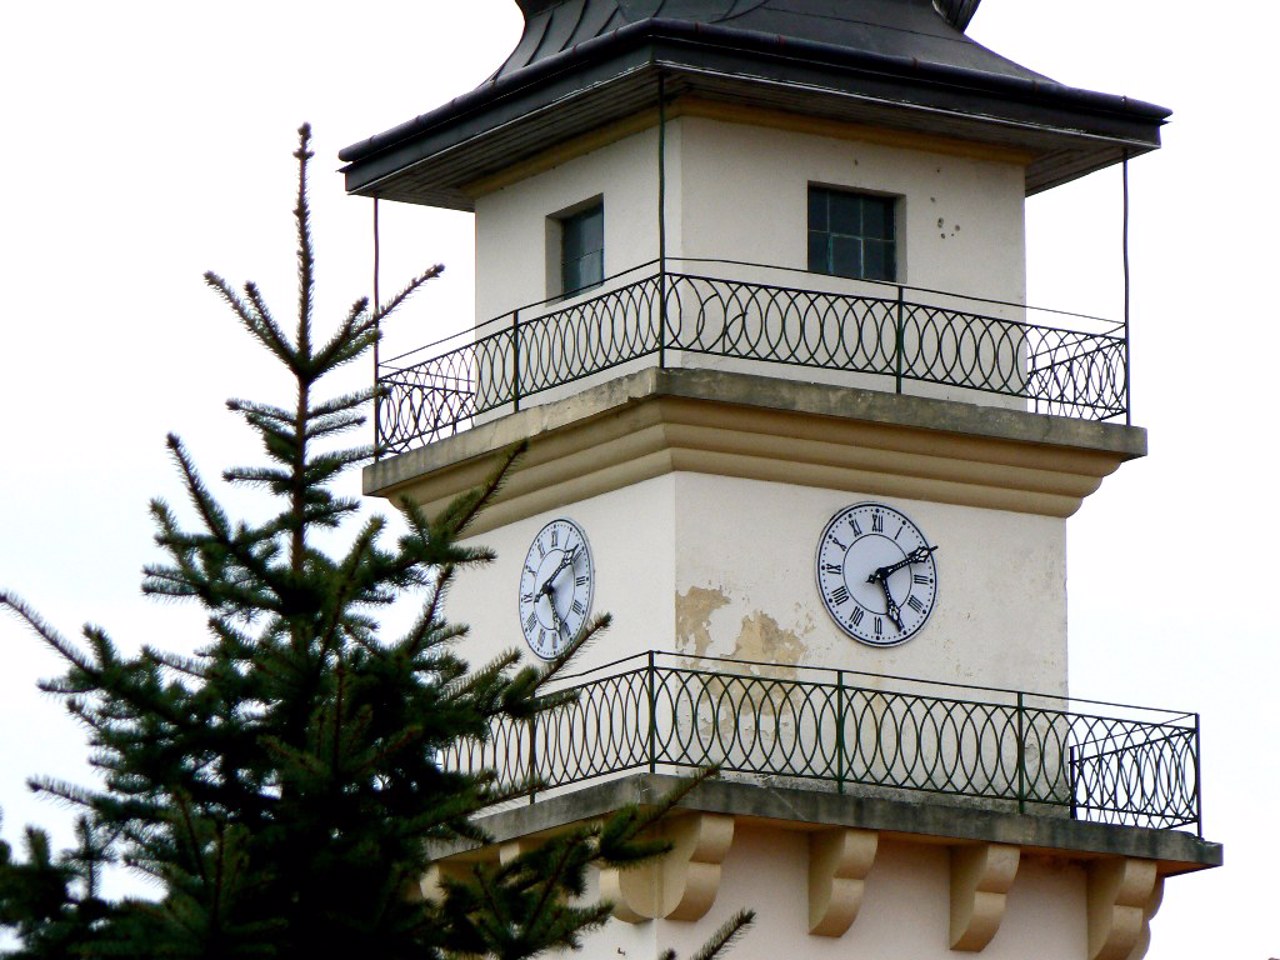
0, 125, 750, 960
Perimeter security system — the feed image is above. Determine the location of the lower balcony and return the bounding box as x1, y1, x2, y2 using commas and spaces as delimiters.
445, 652, 1201, 835
375, 260, 1128, 456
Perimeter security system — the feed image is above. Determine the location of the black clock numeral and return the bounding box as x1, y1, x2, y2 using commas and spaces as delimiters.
524, 612, 538, 633
823, 563, 842, 574
521, 593, 536, 603
536, 541, 546, 559
913, 573, 932, 585
571, 599, 586, 615
828, 534, 847, 550
850, 607, 864, 626
575, 575, 589, 586
850, 519, 863, 537
828, 585, 851, 605
872, 513, 884, 533
907, 595, 925, 613
895, 522, 905, 540
550, 527, 559, 547
874, 616, 883, 635
524, 565, 538, 578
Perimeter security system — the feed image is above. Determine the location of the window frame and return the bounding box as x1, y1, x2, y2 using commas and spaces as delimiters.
807, 186, 899, 283
551, 198, 605, 298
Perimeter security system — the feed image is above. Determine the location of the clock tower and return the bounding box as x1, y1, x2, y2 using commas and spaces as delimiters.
341, 2, 1220, 957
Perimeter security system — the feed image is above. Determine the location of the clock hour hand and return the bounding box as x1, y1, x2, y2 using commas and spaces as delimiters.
867, 544, 938, 585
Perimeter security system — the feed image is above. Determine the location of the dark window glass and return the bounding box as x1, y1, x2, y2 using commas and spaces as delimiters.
561, 203, 604, 295
807, 187, 896, 282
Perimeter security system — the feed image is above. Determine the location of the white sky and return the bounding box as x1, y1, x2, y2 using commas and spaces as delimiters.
0, 2, 1275, 957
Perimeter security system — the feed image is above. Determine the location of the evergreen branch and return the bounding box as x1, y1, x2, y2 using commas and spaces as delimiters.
225, 397, 294, 427
309, 388, 376, 419
203, 271, 293, 364
0, 591, 103, 681
292, 122, 316, 366
371, 264, 445, 325
165, 434, 234, 543
685, 909, 756, 960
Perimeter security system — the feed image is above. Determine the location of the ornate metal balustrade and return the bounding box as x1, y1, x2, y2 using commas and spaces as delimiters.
444, 652, 1200, 833
375, 261, 1128, 455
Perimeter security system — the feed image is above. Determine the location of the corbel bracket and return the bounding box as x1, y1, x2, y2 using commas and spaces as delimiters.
949, 843, 1021, 951
808, 827, 879, 937
600, 813, 735, 923
1088, 858, 1162, 960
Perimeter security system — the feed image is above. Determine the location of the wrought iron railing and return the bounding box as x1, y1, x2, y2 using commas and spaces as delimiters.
444, 652, 1200, 833
375, 260, 1128, 455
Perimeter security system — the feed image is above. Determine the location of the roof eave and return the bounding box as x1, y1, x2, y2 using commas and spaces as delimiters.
340, 20, 1168, 207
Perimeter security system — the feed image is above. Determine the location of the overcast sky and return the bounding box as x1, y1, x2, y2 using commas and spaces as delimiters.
1, 2, 1275, 957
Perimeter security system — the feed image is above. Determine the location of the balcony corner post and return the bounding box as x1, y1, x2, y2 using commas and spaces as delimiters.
1015, 692, 1027, 815
894, 285, 906, 394
528, 712, 537, 805
512, 309, 522, 414
372, 375, 383, 462
657, 71, 669, 371
1193, 712, 1203, 838
647, 651, 658, 774
658, 265, 668, 370
836, 670, 846, 794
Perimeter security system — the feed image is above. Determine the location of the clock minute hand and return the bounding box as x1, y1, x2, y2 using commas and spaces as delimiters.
867, 544, 938, 584
539, 546, 578, 597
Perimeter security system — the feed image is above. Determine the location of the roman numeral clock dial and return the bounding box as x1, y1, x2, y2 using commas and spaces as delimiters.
816, 502, 938, 647
518, 518, 595, 660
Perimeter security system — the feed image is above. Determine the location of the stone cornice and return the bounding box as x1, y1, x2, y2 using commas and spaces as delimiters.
364, 367, 1147, 533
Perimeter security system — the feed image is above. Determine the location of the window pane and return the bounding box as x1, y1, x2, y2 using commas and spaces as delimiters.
808, 189, 828, 231
578, 206, 604, 252
808, 231, 829, 273
862, 198, 892, 240
831, 236, 862, 279
863, 240, 888, 281
580, 251, 603, 288
830, 191, 862, 234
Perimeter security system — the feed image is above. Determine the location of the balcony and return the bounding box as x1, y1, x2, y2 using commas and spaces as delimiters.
445, 652, 1201, 835
375, 260, 1129, 457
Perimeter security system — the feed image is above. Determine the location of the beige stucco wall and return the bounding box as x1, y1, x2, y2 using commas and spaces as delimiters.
673, 115, 1027, 302
446, 469, 1066, 697
468, 113, 1032, 417
672, 472, 1067, 694
473, 114, 1027, 312
444, 473, 678, 676
472, 126, 662, 324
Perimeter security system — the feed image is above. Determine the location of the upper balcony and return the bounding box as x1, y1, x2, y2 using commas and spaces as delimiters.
374, 258, 1128, 458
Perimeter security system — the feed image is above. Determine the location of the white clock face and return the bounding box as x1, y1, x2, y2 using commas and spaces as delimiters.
518, 518, 595, 660
816, 502, 938, 647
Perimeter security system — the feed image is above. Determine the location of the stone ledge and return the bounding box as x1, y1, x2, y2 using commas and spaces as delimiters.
445, 773, 1220, 876
365, 368, 1147, 530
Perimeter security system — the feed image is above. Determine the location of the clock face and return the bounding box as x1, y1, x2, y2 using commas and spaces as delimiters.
518, 518, 595, 660
816, 502, 938, 647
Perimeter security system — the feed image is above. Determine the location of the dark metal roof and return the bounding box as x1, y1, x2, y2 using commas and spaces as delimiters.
492, 0, 1027, 82
340, 0, 1169, 209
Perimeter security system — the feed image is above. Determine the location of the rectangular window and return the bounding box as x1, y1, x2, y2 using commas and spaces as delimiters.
808, 187, 896, 282
560, 202, 604, 296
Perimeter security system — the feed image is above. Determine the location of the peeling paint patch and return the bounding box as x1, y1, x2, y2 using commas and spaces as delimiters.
731, 610, 807, 677
676, 586, 731, 657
